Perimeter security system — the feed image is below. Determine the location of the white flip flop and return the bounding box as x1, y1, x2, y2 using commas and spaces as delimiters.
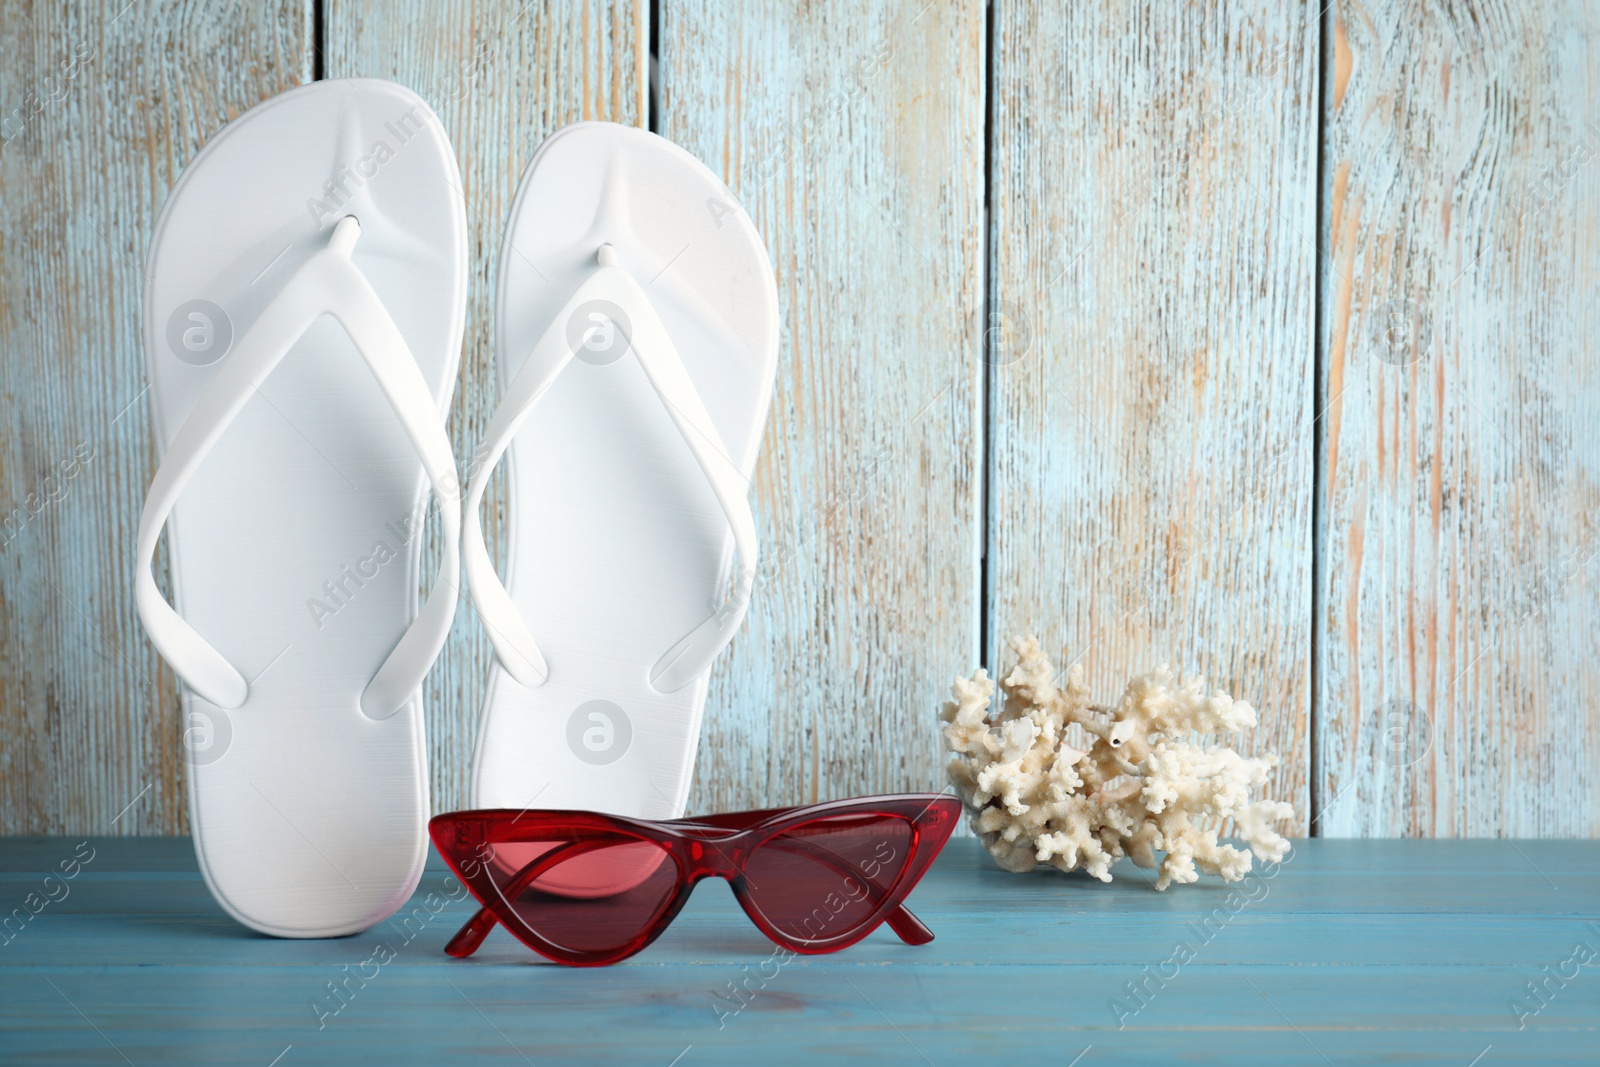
137, 79, 467, 937
464, 122, 777, 821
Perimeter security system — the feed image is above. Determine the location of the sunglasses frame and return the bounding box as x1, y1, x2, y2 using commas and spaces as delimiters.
429, 793, 961, 966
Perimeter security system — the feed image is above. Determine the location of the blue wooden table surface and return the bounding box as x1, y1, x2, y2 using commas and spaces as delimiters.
2, 837, 1597, 1065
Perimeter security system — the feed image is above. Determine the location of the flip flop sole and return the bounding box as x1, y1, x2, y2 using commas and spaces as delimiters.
144, 79, 466, 937
472, 122, 778, 820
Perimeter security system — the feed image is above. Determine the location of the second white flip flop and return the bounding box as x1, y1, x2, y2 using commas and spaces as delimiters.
464, 122, 778, 820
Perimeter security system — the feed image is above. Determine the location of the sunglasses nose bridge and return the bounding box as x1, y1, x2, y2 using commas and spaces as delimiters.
676, 834, 747, 880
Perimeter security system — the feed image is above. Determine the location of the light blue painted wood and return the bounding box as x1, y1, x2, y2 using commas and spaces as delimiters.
3, 838, 1597, 1064
1315, 0, 1600, 838
0, 0, 1595, 843
659, 0, 985, 815
987, 1, 1319, 835
0, 1, 312, 835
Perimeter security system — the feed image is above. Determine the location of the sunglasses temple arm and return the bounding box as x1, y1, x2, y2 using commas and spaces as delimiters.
885, 903, 935, 945
445, 906, 498, 958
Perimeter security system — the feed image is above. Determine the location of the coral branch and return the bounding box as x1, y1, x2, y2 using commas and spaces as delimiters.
939, 635, 1294, 890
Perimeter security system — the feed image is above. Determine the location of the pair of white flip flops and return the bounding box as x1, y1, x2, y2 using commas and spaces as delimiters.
137, 80, 777, 937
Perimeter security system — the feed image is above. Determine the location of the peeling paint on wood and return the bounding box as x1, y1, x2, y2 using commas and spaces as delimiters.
0, 1, 311, 834
661, 1, 985, 815
1315, 0, 1600, 836
987, 3, 1319, 833
1, 1, 1594, 838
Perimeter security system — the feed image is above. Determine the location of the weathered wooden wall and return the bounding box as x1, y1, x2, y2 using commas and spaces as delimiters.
0, 1, 311, 835
988, 3, 1319, 833
0, 0, 1594, 837
660, 1, 984, 814
1315, 0, 1600, 836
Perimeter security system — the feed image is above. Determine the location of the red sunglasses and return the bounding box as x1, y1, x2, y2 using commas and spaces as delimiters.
429, 793, 961, 966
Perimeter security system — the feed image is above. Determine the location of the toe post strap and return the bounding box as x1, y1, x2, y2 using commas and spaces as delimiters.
464, 243, 757, 694
137, 218, 461, 718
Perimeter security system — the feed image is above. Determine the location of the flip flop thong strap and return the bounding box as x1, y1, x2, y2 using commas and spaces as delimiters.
136, 217, 462, 719
463, 243, 758, 693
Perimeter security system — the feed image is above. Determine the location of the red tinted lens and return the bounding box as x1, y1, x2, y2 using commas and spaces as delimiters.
485, 833, 678, 955
742, 814, 914, 944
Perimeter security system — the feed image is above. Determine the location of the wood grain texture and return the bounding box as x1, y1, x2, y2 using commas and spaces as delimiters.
1316, 1, 1600, 836
4, 837, 1599, 1063
987, 4, 1320, 833
659, 1, 985, 814
0, 1, 311, 834
4, 1, 1598, 839
322, 0, 645, 817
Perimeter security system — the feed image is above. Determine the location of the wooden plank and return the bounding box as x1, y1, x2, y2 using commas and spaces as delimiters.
323, 0, 646, 815
5, 966, 1594, 1066
1316, 1, 1600, 836
659, 3, 985, 812
3, 838, 1599, 1064
9, 840, 1600, 962
0, 2, 312, 834
987, 5, 1320, 832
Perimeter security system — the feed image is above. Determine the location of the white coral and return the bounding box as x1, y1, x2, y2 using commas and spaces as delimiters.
940, 635, 1294, 890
